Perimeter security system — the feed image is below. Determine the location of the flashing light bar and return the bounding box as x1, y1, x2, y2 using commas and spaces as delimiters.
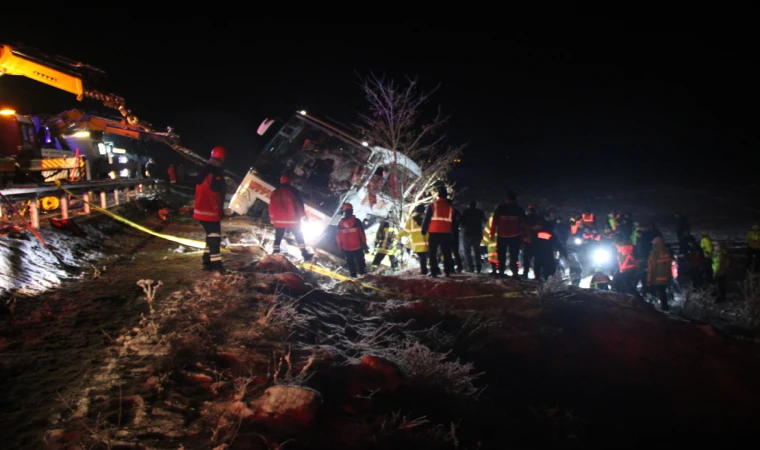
0, 109, 16, 116
71, 131, 90, 138
112, 148, 127, 154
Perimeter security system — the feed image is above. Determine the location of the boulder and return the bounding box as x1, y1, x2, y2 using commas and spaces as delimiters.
249, 385, 322, 427
273, 272, 308, 294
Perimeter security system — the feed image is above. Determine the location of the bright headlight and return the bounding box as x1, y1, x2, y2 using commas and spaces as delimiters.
301, 219, 325, 242
593, 248, 610, 265
574, 237, 583, 245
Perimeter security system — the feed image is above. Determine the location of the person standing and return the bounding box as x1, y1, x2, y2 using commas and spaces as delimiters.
491, 191, 526, 278
268, 174, 313, 261
336, 203, 368, 277
647, 237, 673, 310
421, 186, 455, 277
399, 205, 429, 275
193, 146, 227, 274
461, 200, 486, 273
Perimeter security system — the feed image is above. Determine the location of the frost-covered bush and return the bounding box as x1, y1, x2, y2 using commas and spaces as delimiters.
388, 341, 483, 397
536, 273, 571, 302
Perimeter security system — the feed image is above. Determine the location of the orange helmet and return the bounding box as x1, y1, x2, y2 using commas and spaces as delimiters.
280, 174, 291, 184
342, 202, 353, 211
210, 146, 226, 161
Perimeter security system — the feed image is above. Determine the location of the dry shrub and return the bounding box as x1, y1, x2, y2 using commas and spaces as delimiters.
536, 273, 571, 302
680, 286, 716, 322
389, 341, 483, 398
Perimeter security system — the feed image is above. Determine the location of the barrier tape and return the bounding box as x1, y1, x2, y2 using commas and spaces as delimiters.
56, 182, 207, 249
299, 262, 534, 299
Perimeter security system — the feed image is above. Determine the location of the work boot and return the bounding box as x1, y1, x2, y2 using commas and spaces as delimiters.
202, 262, 212, 271
211, 262, 227, 275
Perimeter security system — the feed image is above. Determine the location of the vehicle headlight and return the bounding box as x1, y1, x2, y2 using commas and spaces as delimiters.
301, 219, 325, 242
593, 248, 610, 265
574, 237, 583, 245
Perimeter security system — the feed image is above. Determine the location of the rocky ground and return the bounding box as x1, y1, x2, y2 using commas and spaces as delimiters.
1, 190, 760, 449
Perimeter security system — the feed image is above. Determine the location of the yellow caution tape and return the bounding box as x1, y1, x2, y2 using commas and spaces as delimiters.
299, 263, 535, 299
56, 182, 207, 249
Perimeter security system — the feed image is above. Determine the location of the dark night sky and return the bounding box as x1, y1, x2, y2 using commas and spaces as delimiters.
1, 17, 758, 183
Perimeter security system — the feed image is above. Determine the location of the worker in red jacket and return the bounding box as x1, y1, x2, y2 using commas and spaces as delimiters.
268, 174, 313, 261
491, 191, 526, 278
421, 186, 455, 277
336, 202, 369, 277
194, 146, 227, 273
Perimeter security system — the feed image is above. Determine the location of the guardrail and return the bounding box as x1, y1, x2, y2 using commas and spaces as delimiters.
1, 178, 166, 229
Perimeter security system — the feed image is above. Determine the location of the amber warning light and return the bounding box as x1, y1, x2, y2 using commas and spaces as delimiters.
0, 109, 16, 116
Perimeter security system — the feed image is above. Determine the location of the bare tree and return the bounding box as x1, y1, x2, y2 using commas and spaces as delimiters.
357, 72, 464, 229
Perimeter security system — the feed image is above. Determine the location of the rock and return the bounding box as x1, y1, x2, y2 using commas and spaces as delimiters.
273, 272, 307, 294
358, 355, 402, 393
249, 385, 322, 427
255, 254, 300, 274
182, 371, 213, 386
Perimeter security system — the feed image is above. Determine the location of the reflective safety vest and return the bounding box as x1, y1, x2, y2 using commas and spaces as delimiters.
570, 218, 580, 235
746, 230, 760, 249
647, 248, 673, 286
583, 230, 601, 241
194, 170, 224, 222
428, 198, 453, 233
700, 236, 713, 258
615, 244, 638, 273
375, 226, 399, 255
336, 216, 366, 251
582, 213, 595, 224
482, 213, 498, 266
269, 185, 306, 228
400, 213, 428, 253
609, 217, 618, 231
537, 231, 552, 240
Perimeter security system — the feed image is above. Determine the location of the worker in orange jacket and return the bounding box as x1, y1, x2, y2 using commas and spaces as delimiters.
336, 202, 368, 277
194, 146, 227, 273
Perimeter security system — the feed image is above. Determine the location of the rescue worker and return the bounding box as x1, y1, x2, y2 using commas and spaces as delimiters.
461, 200, 486, 273
336, 203, 368, 278
167, 164, 177, 184
491, 191, 526, 278
613, 234, 639, 296
268, 174, 313, 261
399, 205, 429, 275
522, 202, 543, 278
569, 215, 582, 237
745, 222, 760, 272
532, 221, 567, 281
601, 225, 615, 241
582, 225, 601, 242
145, 157, 156, 178
608, 212, 619, 232
568, 254, 583, 287
421, 186, 455, 277
482, 212, 499, 274
193, 146, 227, 274
631, 222, 641, 246
700, 232, 714, 282
618, 212, 633, 238
591, 267, 612, 291
372, 221, 399, 271
686, 239, 707, 287
712, 241, 729, 302
648, 237, 673, 310
581, 208, 595, 230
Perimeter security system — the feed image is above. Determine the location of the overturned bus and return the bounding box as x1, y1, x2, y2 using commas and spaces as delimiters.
228, 111, 421, 256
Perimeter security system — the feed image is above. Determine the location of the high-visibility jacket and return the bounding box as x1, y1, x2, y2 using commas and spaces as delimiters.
268, 185, 306, 229
700, 236, 713, 258
491, 201, 525, 239
608, 217, 618, 231
424, 198, 453, 234
631, 226, 640, 245
193, 164, 226, 222
712, 248, 729, 276
581, 212, 595, 225
583, 229, 601, 241
399, 213, 428, 253
482, 213, 498, 267
647, 243, 673, 286
591, 272, 611, 289
746, 229, 760, 249
615, 244, 638, 273
570, 217, 581, 235
375, 226, 399, 255
336, 215, 367, 251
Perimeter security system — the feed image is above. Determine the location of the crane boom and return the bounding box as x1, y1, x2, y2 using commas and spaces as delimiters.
1, 43, 241, 181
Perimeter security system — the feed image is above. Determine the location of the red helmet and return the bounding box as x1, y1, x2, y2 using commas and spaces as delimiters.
280, 174, 291, 184
210, 146, 226, 161
342, 202, 353, 211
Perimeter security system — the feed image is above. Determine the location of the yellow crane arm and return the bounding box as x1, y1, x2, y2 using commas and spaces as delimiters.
0, 44, 85, 99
